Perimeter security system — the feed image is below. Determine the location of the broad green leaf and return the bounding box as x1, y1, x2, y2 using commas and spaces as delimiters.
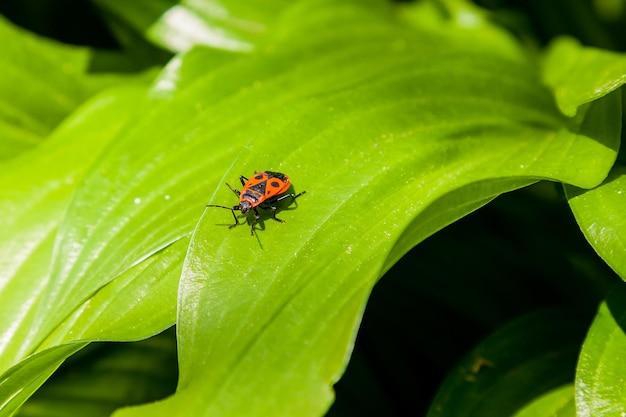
61, 3, 616, 417
0, 235, 183, 414
37, 237, 185, 349
566, 165, 626, 279
513, 385, 575, 417
0, 85, 180, 413
328, 176, 615, 417
426, 309, 588, 417
164, 95, 616, 414
0, 344, 85, 417
383, 177, 533, 272
147, 0, 290, 52
17, 330, 177, 417
93, 0, 291, 53
0, 15, 135, 160
576, 284, 626, 416
330, 181, 613, 415
542, 36, 626, 117
0, 86, 146, 368
1, 0, 622, 415
397, 0, 527, 62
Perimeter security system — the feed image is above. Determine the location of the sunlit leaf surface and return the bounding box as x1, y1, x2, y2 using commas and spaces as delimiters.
576, 285, 626, 416
566, 165, 626, 280
0, 0, 622, 415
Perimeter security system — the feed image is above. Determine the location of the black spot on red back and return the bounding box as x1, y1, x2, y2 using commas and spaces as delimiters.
265, 171, 288, 181
248, 181, 267, 196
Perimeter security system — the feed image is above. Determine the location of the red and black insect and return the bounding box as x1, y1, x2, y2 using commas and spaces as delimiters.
206, 171, 306, 235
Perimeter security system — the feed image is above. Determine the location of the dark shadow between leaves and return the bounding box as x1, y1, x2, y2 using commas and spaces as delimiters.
605, 283, 626, 336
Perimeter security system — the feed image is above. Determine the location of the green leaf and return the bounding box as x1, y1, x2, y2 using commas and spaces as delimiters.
0, 86, 145, 368
397, 0, 527, 62
16, 330, 177, 417
93, 0, 291, 53
0, 15, 135, 160
37, 237, 184, 349
0, 85, 180, 413
147, 0, 291, 52
542, 36, 626, 117
1, 1, 622, 415
566, 165, 626, 279
0, 344, 85, 417
0, 236, 182, 414
513, 385, 575, 417
49, 3, 614, 416
576, 284, 626, 415
331, 181, 612, 415
426, 309, 588, 417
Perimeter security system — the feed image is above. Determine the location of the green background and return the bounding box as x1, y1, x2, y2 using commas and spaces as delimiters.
1, 0, 625, 416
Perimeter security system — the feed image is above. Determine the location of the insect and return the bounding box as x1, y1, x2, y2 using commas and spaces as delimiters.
206, 171, 306, 235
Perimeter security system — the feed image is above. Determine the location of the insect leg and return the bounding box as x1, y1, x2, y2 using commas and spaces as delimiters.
269, 205, 286, 223
262, 191, 307, 223
249, 207, 261, 235
206, 204, 243, 229
239, 175, 249, 187
228, 208, 245, 229
258, 203, 286, 223
225, 182, 241, 198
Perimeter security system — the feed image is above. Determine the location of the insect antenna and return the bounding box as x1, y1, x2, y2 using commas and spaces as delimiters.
206, 204, 236, 210
206, 204, 244, 229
